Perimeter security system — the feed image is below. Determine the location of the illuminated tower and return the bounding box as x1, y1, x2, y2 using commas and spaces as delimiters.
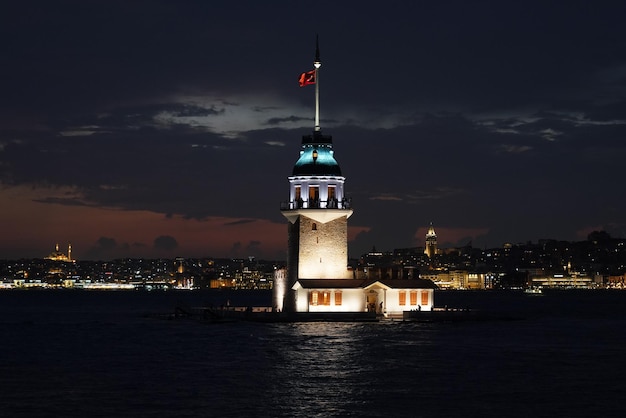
68, 243, 72, 262
276, 38, 353, 312
424, 223, 437, 258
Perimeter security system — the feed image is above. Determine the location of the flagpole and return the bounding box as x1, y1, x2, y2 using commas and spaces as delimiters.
314, 36, 321, 132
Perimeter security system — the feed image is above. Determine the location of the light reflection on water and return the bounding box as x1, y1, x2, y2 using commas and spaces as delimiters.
260, 322, 437, 418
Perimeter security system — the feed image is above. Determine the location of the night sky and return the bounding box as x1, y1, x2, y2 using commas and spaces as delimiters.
2, 1, 626, 260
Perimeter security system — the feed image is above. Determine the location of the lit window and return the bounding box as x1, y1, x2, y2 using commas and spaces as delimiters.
410, 291, 417, 305
399, 291, 406, 306
322, 291, 331, 306
334, 291, 342, 306
310, 291, 319, 306
421, 291, 429, 306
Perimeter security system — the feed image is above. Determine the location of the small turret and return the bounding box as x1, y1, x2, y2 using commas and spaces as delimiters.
425, 223, 438, 258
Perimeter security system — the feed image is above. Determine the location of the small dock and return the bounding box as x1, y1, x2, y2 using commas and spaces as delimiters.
157, 305, 522, 324
396, 307, 523, 322
167, 305, 379, 323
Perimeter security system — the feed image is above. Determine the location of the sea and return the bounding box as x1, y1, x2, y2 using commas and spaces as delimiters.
1, 289, 625, 418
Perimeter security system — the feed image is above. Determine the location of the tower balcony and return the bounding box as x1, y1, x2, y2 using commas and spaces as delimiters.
280, 198, 353, 224
280, 197, 352, 211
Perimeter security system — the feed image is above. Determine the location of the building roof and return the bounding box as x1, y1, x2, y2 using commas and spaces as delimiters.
294, 279, 365, 289
293, 278, 438, 290
292, 132, 342, 176
364, 279, 439, 290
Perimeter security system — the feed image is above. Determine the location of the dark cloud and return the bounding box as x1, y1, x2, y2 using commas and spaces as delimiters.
265, 116, 310, 126
82, 237, 121, 260
153, 236, 178, 251
96, 237, 118, 251
246, 240, 262, 253
224, 219, 257, 226
32, 197, 89, 207
230, 242, 242, 257
168, 105, 224, 118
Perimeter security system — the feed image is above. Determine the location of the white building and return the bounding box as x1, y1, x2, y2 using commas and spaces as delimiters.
291, 279, 436, 315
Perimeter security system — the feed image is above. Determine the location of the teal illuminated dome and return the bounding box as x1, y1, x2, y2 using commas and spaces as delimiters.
292, 132, 342, 176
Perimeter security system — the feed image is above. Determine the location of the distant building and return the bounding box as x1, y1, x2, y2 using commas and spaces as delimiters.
424, 223, 437, 258
45, 243, 74, 262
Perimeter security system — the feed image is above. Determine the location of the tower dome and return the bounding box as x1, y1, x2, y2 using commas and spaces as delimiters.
292, 132, 342, 176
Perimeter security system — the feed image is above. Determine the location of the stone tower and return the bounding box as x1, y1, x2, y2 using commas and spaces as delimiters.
274, 38, 353, 312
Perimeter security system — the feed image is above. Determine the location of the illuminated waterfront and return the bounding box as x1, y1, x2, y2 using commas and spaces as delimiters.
1, 289, 625, 417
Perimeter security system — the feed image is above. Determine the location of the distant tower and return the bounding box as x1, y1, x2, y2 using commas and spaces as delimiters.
176, 257, 185, 274
424, 223, 437, 258
68, 243, 72, 261
276, 38, 353, 312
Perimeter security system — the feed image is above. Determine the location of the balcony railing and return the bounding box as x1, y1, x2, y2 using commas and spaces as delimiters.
280, 197, 352, 210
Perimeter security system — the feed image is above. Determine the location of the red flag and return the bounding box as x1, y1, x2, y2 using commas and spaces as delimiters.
299, 70, 316, 87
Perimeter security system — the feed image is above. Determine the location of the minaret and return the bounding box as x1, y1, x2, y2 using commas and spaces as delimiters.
276, 38, 354, 312
68, 243, 72, 262
424, 223, 437, 258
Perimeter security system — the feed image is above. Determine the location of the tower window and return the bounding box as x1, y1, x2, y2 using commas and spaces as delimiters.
312, 223, 317, 231
294, 186, 302, 208
309, 186, 319, 208
328, 186, 337, 208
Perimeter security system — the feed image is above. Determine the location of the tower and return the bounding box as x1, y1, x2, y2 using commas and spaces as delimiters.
276, 38, 353, 312
424, 223, 437, 258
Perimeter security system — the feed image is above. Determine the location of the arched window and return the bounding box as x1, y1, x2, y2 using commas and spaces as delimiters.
312, 223, 317, 231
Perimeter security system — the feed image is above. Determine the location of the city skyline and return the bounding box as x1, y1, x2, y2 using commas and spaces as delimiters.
2, 1, 626, 260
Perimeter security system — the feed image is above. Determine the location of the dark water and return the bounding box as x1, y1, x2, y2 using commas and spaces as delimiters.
1, 289, 625, 417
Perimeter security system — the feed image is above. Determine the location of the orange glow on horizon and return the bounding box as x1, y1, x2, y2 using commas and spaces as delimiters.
0, 186, 287, 259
